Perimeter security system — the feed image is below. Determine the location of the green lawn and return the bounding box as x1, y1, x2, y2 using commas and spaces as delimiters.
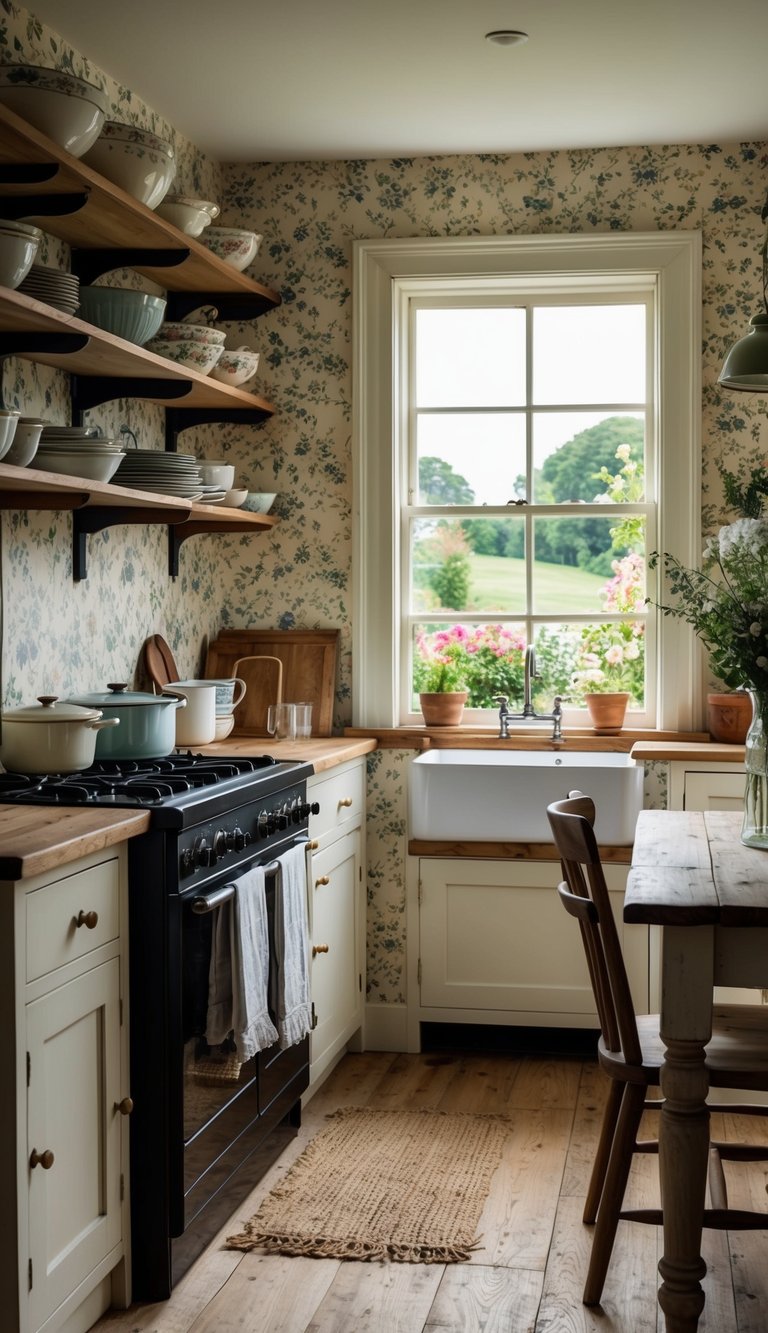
462, 553, 607, 614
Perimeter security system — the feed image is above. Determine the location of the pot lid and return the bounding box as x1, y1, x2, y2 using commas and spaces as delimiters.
67, 682, 180, 707
2, 695, 103, 723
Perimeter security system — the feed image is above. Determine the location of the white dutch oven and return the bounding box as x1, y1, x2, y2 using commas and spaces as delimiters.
163, 680, 217, 746
0, 695, 119, 773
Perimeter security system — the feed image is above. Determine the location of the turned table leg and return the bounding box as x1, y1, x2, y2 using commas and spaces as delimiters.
656, 925, 714, 1333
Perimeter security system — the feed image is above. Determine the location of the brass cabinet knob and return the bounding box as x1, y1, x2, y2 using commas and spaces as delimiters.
314, 875, 330, 888
308, 839, 319, 850
312, 943, 330, 957
338, 796, 354, 808
115, 1097, 134, 1116
76, 909, 99, 930
29, 1148, 54, 1170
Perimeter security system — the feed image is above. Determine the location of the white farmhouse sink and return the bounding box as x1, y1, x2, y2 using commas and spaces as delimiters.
409, 749, 644, 844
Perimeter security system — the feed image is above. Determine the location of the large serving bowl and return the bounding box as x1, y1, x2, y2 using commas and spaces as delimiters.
156, 195, 220, 236
3, 416, 43, 467
202, 227, 262, 271
0, 218, 41, 289
210, 346, 260, 387
82, 121, 176, 209
144, 336, 224, 375
78, 287, 166, 345
34, 447, 125, 483
155, 322, 225, 346
0, 65, 108, 158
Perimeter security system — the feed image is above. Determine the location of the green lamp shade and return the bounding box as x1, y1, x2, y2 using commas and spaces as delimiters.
718, 312, 768, 390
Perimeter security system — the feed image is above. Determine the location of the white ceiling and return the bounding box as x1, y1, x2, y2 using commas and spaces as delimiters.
27, 0, 768, 162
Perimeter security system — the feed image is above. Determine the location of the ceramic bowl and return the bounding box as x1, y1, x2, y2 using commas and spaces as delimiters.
198, 461, 235, 490
82, 121, 176, 209
3, 416, 43, 467
242, 491, 277, 514
156, 322, 226, 346
78, 287, 167, 345
34, 449, 125, 482
213, 713, 235, 741
144, 337, 224, 375
155, 195, 220, 236
0, 221, 41, 289
209, 346, 261, 387
202, 227, 262, 271
222, 487, 248, 508
0, 64, 108, 158
0, 409, 20, 460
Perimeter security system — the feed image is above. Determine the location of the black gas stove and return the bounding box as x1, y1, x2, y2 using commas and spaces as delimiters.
2, 749, 318, 1298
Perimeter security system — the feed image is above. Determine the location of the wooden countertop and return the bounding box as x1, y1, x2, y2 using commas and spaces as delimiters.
630, 741, 746, 763
0, 807, 150, 881
344, 727, 709, 751
196, 735, 378, 772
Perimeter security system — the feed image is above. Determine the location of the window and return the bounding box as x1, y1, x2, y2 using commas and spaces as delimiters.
353, 234, 701, 731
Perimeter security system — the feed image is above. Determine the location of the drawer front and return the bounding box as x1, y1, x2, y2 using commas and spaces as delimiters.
26, 858, 120, 982
309, 762, 365, 845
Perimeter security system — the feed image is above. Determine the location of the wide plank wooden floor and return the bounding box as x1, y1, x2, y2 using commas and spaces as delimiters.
94, 1050, 768, 1333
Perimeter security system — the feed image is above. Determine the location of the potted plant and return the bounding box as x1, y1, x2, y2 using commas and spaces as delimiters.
412, 636, 468, 727
571, 624, 643, 734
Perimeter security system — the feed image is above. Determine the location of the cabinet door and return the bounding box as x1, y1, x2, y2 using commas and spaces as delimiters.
26, 959, 122, 1332
684, 770, 745, 812
419, 858, 646, 1019
309, 831, 362, 1077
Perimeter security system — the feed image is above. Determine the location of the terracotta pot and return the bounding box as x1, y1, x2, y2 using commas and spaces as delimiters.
584, 691, 629, 735
707, 690, 751, 744
419, 691, 468, 727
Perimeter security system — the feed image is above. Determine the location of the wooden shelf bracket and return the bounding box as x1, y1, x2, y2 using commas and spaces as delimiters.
164, 291, 279, 322
168, 518, 260, 578
70, 375, 195, 418
70, 247, 190, 285
164, 405, 272, 450
73, 505, 190, 581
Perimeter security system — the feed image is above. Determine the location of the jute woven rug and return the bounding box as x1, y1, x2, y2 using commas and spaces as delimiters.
226, 1106, 510, 1263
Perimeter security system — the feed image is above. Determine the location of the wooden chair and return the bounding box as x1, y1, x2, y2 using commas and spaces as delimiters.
546, 791, 768, 1306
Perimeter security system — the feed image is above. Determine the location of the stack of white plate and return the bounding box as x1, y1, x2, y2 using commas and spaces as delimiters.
18, 264, 80, 314
36, 425, 124, 482
111, 449, 204, 499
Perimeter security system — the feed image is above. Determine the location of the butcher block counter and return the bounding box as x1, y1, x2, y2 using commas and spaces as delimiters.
0, 806, 150, 880
197, 734, 378, 771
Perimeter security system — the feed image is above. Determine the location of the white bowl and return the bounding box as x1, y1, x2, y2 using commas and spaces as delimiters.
0, 410, 20, 460
0, 223, 40, 289
156, 322, 226, 345
144, 337, 224, 375
210, 346, 261, 387
213, 714, 235, 741
242, 491, 277, 514
0, 65, 108, 157
202, 227, 262, 271
83, 121, 175, 209
198, 461, 235, 490
3, 417, 43, 467
155, 195, 220, 236
34, 449, 125, 482
222, 487, 248, 508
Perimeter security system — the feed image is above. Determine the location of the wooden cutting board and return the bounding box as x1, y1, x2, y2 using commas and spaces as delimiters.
205, 629, 339, 736
143, 634, 180, 693
231, 656, 283, 736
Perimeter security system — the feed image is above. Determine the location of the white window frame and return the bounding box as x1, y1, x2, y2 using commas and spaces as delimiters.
352, 233, 702, 732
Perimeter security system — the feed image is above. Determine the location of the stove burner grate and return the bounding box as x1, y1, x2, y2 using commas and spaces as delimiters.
0, 752, 282, 806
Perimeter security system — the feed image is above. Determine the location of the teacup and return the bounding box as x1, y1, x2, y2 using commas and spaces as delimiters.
208, 676, 247, 716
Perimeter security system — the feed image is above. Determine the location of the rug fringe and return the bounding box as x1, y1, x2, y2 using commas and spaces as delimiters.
224, 1227, 483, 1264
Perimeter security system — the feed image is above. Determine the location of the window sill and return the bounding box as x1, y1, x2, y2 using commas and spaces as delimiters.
343, 726, 710, 751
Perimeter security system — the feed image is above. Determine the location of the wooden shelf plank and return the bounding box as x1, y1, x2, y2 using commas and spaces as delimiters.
0, 104, 280, 304
0, 288, 276, 412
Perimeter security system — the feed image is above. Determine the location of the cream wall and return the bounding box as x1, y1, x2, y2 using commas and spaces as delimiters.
2, 3, 766, 1004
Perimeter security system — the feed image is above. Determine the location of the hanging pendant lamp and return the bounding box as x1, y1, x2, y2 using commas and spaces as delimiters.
718, 190, 768, 392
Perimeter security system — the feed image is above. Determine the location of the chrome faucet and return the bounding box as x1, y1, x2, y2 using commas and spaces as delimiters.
494, 644, 565, 742
522, 644, 538, 719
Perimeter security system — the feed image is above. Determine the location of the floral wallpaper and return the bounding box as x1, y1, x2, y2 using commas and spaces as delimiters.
0, 2, 765, 1007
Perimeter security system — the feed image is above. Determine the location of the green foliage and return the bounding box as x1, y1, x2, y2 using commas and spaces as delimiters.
718, 461, 768, 520
540, 416, 644, 503
420, 522, 472, 609
413, 624, 525, 705
418, 456, 475, 504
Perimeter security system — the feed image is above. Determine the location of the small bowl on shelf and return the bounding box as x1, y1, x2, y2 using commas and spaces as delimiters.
155, 322, 225, 346
210, 346, 260, 387
3, 416, 44, 468
0, 219, 41, 289
202, 227, 262, 271
78, 287, 167, 345
241, 491, 277, 514
144, 337, 224, 375
34, 449, 125, 483
198, 461, 235, 490
0, 409, 20, 460
82, 121, 176, 209
213, 713, 235, 741
0, 64, 108, 158
156, 195, 220, 236
221, 487, 248, 509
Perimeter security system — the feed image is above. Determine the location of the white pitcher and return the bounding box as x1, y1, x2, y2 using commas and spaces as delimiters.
164, 680, 217, 746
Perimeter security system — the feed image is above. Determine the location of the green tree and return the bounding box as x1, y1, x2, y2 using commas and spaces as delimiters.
418, 456, 475, 505
541, 416, 644, 503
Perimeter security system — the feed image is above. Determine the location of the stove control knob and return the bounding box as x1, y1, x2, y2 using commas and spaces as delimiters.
257, 810, 270, 838
193, 836, 213, 868
213, 830, 229, 859
233, 826, 251, 851
276, 805, 289, 830
310, 801, 320, 816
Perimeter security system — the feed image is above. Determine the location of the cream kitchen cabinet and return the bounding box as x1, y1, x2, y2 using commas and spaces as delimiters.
417, 857, 648, 1027
0, 846, 131, 1333
306, 759, 366, 1090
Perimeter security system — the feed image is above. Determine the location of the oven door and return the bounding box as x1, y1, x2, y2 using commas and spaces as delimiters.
174, 838, 310, 1233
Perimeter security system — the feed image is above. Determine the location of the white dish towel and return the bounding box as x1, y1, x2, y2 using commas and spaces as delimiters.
272, 843, 313, 1049
206, 865, 278, 1061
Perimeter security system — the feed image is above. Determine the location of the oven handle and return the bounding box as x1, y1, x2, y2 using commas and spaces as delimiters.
189, 838, 310, 915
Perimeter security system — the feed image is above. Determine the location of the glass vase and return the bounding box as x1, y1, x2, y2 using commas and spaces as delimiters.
741, 688, 768, 848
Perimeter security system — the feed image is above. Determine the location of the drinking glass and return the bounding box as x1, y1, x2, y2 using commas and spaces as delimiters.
266, 702, 297, 740
294, 702, 313, 738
